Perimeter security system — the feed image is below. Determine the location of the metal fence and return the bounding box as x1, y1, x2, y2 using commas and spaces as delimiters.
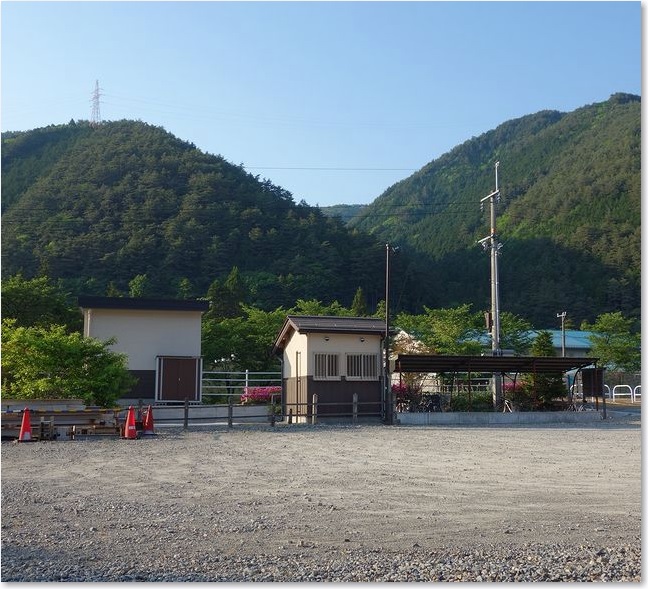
201, 370, 281, 402
149, 392, 382, 429
283, 393, 382, 424
605, 384, 641, 403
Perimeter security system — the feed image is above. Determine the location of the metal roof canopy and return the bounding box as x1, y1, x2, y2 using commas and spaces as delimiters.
394, 354, 598, 375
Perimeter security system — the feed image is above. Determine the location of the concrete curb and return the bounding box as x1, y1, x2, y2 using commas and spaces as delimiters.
396, 411, 604, 426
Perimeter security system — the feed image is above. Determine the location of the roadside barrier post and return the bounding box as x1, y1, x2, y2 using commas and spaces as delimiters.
353, 393, 358, 425
312, 393, 318, 425
183, 398, 189, 431
228, 395, 233, 429
391, 395, 397, 425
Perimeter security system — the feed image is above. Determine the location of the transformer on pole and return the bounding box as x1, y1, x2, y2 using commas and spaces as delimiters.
478, 161, 503, 409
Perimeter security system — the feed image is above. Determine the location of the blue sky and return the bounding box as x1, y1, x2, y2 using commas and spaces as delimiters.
1, 1, 641, 207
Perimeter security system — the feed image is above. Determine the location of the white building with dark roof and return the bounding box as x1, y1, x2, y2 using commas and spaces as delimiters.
273, 315, 387, 422
79, 297, 209, 404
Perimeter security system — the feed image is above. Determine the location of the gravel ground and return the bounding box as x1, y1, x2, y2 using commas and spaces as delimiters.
1, 415, 641, 582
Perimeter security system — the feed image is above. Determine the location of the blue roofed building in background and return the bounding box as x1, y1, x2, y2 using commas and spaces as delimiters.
529, 330, 595, 358
473, 329, 596, 358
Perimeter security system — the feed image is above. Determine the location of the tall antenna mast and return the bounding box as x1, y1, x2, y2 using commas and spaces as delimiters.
90, 80, 102, 127
478, 161, 503, 409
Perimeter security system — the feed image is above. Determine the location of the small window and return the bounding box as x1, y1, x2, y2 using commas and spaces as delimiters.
347, 354, 379, 380
314, 353, 340, 380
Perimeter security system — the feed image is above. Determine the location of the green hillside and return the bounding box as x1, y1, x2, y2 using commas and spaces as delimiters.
1, 120, 388, 309
350, 93, 641, 326
2, 94, 640, 328
320, 204, 367, 224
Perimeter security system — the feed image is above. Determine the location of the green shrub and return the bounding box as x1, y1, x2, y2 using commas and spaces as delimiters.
448, 391, 493, 412
2, 319, 135, 407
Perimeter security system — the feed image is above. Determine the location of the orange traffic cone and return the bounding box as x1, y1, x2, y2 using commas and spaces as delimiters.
18, 408, 33, 442
141, 405, 156, 436
122, 406, 138, 439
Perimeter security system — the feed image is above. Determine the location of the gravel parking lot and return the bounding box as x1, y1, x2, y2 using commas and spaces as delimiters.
1, 414, 641, 581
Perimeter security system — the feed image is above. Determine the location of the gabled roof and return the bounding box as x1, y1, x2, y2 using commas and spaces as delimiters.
273, 315, 386, 354
78, 296, 209, 313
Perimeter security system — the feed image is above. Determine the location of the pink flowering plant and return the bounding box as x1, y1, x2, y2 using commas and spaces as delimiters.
503, 379, 533, 410
392, 382, 411, 402
503, 380, 524, 393
392, 382, 422, 411
240, 386, 281, 405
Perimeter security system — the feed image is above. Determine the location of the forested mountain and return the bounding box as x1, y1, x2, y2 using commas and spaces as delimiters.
1, 120, 389, 309
350, 93, 641, 326
1, 93, 640, 328
320, 204, 367, 224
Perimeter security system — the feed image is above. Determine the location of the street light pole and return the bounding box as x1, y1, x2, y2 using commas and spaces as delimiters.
557, 311, 567, 357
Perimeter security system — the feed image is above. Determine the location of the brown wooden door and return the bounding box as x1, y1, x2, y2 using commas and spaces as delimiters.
157, 357, 201, 402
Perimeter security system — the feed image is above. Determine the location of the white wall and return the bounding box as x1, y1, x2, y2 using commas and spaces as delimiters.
283, 331, 382, 378
284, 331, 308, 379
84, 308, 203, 370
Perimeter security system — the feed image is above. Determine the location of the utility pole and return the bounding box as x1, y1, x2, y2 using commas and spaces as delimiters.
478, 161, 503, 409
384, 243, 398, 424
90, 80, 102, 127
557, 311, 567, 357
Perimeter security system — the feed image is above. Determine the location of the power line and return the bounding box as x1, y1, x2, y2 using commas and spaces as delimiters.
1, 200, 562, 219
100, 91, 461, 131
244, 166, 417, 172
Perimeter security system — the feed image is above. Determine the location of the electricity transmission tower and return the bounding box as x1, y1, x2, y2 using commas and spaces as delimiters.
90, 80, 102, 127
478, 161, 503, 408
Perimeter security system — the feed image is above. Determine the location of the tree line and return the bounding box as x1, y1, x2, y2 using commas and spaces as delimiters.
2, 274, 639, 408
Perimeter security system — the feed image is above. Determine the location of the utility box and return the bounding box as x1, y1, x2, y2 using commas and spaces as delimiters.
581, 368, 606, 398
